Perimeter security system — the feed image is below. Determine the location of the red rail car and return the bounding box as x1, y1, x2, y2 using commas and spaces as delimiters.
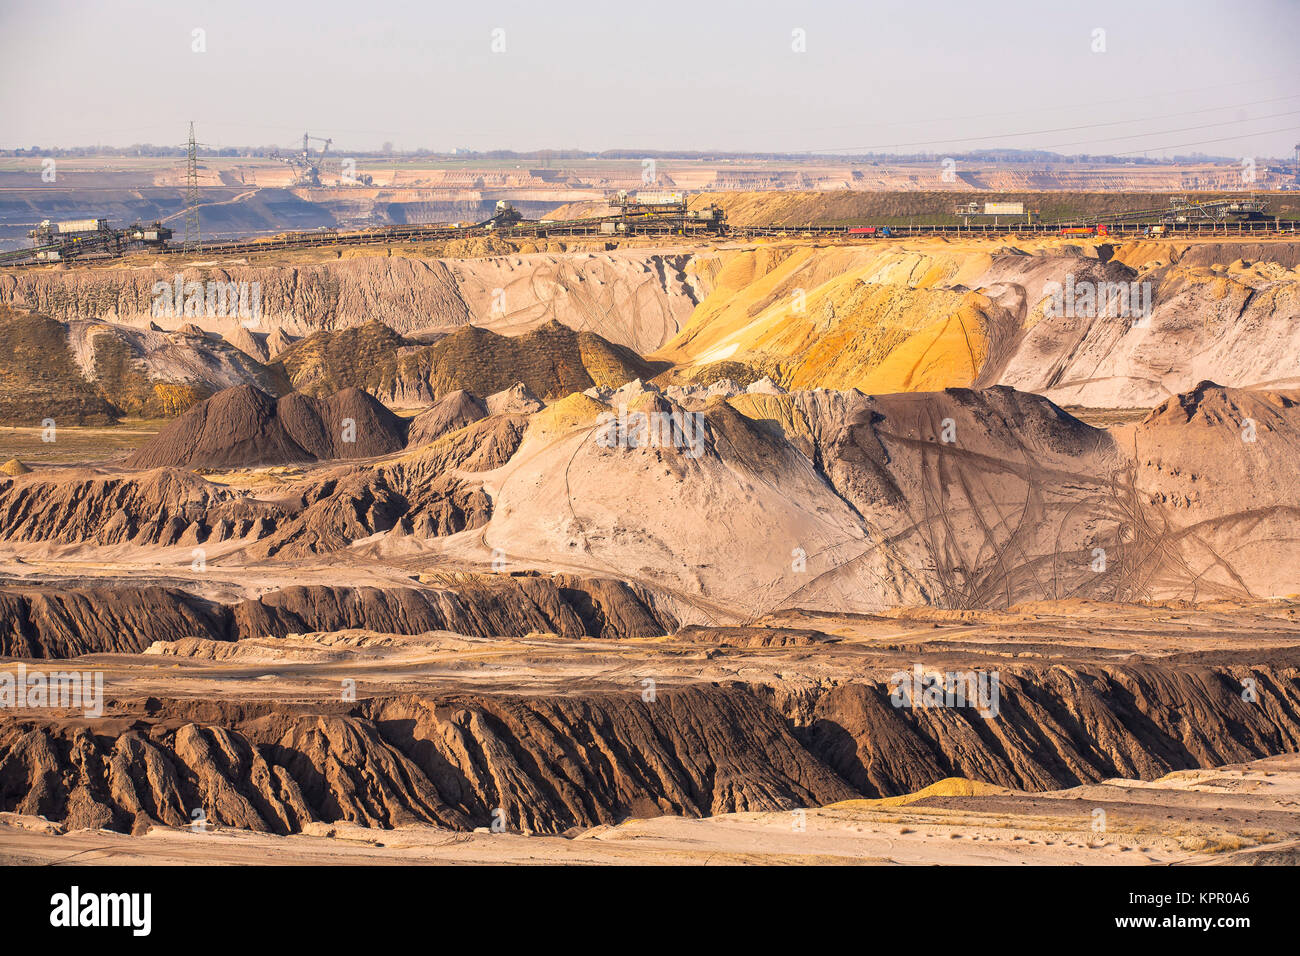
1059, 224, 1109, 236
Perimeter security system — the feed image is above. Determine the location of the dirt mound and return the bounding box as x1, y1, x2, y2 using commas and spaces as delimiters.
266, 327, 295, 358
273, 321, 410, 398
1119, 382, 1300, 599
674, 625, 839, 647
125, 385, 307, 468
277, 387, 408, 459
389, 414, 529, 479
392, 320, 657, 406
406, 389, 487, 446
226, 325, 269, 363
1141, 380, 1299, 428
0, 458, 30, 476
124, 385, 407, 469
0, 307, 119, 425
486, 382, 543, 416
480, 380, 1294, 612
270, 319, 654, 408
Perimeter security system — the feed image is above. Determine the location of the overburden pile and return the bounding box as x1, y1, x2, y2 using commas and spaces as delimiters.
125, 384, 408, 468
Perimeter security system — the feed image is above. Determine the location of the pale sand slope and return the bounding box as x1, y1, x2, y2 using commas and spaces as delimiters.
4, 755, 1296, 865
1, 248, 702, 354
654, 238, 1300, 407
453, 383, 1300, 614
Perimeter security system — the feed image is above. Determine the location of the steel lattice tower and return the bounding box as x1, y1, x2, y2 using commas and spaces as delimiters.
184, 122, 200, 252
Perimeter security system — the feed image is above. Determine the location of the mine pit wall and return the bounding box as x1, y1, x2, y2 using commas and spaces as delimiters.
0, 250, 703, 354
0, 580, 679, 659
0, 689, 855, 835
2, 661, 1299, 835
746, 659, 1300, 798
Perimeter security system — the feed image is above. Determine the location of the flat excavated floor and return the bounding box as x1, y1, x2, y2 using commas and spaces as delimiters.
4, 755, 1297, 866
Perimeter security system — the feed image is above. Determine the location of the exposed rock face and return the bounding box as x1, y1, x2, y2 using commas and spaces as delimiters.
798, 659, 1300, 797
0, 575, 677, 658
0, 468, 269, 547
234, 470, 489, 560
3, 657, 1298, 835
0, 587, 233, 658
0, 443, 502, 562
68, 319, 286, 418
233, 575, 675, 642
0, 688, 854, 834
1, 305, 291, 424
0, 250, 700, 354
124, 385, 408, 469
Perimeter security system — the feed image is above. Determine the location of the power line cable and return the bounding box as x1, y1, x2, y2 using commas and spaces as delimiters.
807, 96, 1300, 153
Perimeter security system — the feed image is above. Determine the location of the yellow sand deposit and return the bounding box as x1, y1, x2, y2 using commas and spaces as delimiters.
830, 777, 1011, 810
654, 243, 992, 392
527, 392, 605, 438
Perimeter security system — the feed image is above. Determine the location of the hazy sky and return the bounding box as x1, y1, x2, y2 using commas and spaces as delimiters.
2, 0, 1297, 157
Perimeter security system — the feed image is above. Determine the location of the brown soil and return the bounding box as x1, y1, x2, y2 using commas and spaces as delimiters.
124, 385, 407, 468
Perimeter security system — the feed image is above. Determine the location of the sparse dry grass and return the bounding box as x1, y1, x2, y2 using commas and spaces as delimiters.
0, 419, 167, 464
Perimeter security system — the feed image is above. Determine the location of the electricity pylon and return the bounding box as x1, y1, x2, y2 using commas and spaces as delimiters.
184, 122, 200, 252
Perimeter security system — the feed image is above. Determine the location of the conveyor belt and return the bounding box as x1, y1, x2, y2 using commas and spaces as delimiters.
2, 214, 1293, 268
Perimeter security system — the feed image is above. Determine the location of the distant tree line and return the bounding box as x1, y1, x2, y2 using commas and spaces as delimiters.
0, 145, 1281, 164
